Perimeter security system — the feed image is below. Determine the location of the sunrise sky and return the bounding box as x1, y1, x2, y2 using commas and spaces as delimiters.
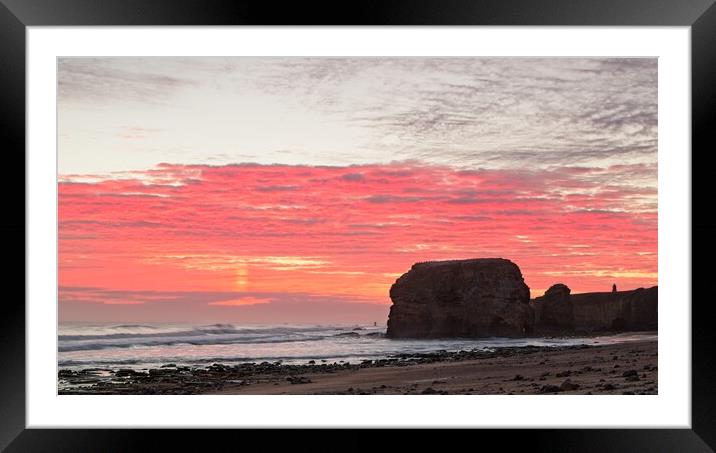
58, 57, 657, 323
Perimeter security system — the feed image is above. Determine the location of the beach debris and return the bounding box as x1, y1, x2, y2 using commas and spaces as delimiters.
559, 379, 579, 391
539, 384, 562, 393
421, 387, 440, 395
287, 376, 312, 385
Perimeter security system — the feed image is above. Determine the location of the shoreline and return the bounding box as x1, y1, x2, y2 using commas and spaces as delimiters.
59, 338, 657, 395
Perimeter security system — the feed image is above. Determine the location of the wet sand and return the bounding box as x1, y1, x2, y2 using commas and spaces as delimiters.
216, 340, 657, 395
59, 339, 656, 395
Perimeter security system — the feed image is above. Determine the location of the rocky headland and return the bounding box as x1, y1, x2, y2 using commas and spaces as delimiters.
533, 283, 658, 334
387, 258, 657, 338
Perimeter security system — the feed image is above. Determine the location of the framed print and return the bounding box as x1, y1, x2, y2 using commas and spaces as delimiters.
3, 0, 716, 450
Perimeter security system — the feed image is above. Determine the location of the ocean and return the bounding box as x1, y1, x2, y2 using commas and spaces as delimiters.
58, 322, 658, 371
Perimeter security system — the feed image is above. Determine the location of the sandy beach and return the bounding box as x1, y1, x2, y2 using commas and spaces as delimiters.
59, 339, 657, 395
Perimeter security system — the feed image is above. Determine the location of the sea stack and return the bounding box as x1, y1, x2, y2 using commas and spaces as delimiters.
386, 258, 533, 338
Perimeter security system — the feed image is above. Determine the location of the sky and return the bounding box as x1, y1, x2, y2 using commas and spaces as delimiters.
58, 57, 657, 324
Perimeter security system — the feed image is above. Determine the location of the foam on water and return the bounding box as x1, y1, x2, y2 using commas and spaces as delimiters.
58, 322, 657, 370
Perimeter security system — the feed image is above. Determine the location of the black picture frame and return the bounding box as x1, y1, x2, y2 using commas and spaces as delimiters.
2, 0, 714, 450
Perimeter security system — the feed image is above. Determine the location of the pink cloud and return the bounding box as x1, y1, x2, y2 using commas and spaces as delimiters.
59, 162, 657, 321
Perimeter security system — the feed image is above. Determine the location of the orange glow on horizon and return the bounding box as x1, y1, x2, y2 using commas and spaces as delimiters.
207, 297, 273, 306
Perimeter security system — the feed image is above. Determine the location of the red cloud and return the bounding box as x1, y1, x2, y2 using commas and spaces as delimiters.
59, 162, 657, 320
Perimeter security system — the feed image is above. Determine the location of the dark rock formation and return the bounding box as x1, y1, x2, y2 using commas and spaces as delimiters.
386, 258, 656, 338
571, 286, 657, 332
531, 283, 574, 333
386, 258, 533, 338
532, 284, 657, 333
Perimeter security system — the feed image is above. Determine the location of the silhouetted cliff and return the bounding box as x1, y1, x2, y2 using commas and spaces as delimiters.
386, 258, 533, 338
386, 258, 657, 338
570, 286, 658, 332
532, 284, 657, 333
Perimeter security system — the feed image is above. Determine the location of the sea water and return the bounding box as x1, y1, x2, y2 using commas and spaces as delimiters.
58, 322, 657, 371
